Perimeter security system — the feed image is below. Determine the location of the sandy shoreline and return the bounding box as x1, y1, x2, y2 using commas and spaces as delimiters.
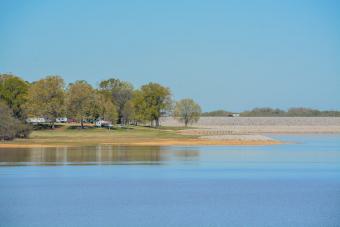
0, 138, 281, 148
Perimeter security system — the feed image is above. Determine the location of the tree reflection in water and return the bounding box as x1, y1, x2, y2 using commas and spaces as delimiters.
0, 145, 200, 165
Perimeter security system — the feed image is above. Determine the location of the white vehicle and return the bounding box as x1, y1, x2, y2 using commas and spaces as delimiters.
95, 120, 107, 127
26, 117, 46, 124
95, 120, 113, 128
56, 117, 68, 123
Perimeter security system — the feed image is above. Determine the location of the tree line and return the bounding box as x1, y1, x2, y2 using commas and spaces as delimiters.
0, 73, 202, 139
202, 107, 340, 117
241, 107, 340, 117
201, 110, 233, 117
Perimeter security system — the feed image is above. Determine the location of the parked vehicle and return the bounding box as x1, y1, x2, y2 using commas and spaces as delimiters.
95, 120, 113, 128
26, 117, 46, 124
67, 118, 77, 123
83, 119, 96, 124
56, 117, 68, 123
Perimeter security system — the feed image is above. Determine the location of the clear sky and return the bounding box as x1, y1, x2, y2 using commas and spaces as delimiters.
1, 0, 339, 111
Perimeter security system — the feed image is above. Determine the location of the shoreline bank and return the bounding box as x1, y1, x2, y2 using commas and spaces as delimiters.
0, 138, 281, 148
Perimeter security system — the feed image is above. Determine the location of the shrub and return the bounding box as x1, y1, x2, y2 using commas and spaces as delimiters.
0, 102, 31, 140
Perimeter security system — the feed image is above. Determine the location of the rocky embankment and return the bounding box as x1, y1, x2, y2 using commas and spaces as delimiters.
161, 117, 340, 134
161, 117, 340, 142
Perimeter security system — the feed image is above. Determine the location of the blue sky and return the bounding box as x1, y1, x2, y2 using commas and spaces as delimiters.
1, 0, 339, 111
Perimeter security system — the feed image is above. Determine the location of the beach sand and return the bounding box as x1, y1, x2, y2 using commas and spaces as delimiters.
0, 137, 280, 148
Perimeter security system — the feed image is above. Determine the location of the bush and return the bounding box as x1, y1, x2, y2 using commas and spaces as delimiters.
0, 102, 31, 140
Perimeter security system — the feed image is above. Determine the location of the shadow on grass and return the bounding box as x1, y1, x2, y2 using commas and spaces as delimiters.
66, 125, 98, 130
66, 125, 135, 131
117, 126, 135, 130
32, 124, 144, 131
33, 124, 63, 130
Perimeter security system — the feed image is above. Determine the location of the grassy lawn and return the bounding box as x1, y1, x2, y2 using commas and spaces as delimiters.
1, 124, 280, 147
2, 124, 198, 146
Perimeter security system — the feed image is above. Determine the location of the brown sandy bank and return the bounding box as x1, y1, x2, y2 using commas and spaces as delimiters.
0, 138, 280, 148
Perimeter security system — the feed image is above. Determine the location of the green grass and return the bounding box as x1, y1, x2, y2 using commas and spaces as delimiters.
5, 124, 197, 146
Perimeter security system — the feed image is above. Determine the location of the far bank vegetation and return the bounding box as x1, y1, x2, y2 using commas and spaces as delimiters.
202, 107, 340, 117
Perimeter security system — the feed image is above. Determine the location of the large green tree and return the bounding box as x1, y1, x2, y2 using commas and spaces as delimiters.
174, 98, 201, 127
99, 78, 133, 124
121, 100, 135, 125
25, 76, 65, 128
129, 90, 147, 125
136, 83, 172, 127
0, 74, 29, 119
66, 81, 96, 128
93, 92, 118, 123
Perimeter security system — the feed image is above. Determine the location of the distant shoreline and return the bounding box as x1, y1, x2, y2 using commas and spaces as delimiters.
162, 117, 340, 134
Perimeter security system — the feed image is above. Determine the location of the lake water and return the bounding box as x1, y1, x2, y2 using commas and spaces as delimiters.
0, 135, 340, 227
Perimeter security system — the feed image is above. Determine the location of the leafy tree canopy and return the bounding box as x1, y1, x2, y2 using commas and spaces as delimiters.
174, 98, 201, 126
99, 78, 133, 123
93, 92, 118, 123
25, 75, 65, 127
138, 83, 172, 127
0, 101, 31, 140
0, 73, 29, 119
66, 80, 96, 128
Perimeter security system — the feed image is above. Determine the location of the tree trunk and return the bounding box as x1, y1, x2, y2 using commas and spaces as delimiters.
81, 119, 84, 129
155, 118, 160, 128
51, 122, 55, 129
118, 114, 123, 124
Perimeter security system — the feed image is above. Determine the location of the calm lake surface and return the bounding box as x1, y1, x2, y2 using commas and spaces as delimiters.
1, 135, 340, 227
